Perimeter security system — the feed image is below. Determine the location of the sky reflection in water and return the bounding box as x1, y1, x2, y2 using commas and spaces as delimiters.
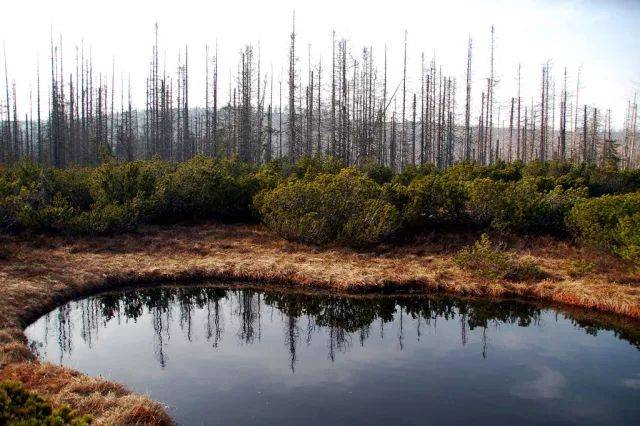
26, 285, 640, 425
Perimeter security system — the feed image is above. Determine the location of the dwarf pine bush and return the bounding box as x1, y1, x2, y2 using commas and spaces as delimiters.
566, 192, 640, 251
0, 380, 91, 425
256, 168, 399, 246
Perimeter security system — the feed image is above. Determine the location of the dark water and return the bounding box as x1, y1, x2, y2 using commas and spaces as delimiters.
25, 285, 640, 425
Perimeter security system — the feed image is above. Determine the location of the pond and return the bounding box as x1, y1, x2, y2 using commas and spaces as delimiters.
25, 284, 640, 425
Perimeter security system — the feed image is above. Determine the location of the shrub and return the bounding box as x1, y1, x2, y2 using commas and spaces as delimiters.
0, 380, 91, 425
454, 234, 547, 281
613, 213, 640, 266
0, 195, 19, 232
405, 174, 468, 226
465, 178, 509, 227
68, 203, 137, 234
391, 164, 438, 186
340, 199, 399, 246
88, 160, 168, 206
256, 168, 399, 246
51, 168, 93, 211
381, 181, 411, 213
287, 155, 346, 179
445, 160, 522, 183
585, 166, 640, 197
15, 192, 76, 232
566, 192, 640, 251
361, 160, 394, 185
160, 156, 257, 222
466, 178, 586, 234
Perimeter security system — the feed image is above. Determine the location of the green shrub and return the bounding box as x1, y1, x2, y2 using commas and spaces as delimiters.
89, 160, 168, 206
381, 182, 411, 213
466, 178, 586, 234
68, 203, 137, 234
15, 192, 76, 232
361, 160, 394, 185
340, 199, 399, 246
50, 168, 93, 211
256, 168, 399, 246
0, 195, 19, 232
445, 160, 522, 182
287, 155, 346, 179
405, 174, 468, 226
0, 380, 91, 425
160, 156, 257, 222
613, 213, 640, 265
454, 234, 547, 281
465, 178, 509, 227
566, 192, 640, 251
391, 164, 438, 186
585, 166, 640, 197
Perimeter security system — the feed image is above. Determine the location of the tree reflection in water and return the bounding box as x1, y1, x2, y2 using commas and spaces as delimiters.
38, 285, 640, 370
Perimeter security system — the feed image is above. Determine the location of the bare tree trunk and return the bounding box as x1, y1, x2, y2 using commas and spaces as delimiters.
464, 36, 472, 161
288, 12, 297, 160
487, 26, 495, 165
508, 97, 514, 162
582, 105, 588, 162
411, 93, 416, 165
560, 67, 567, 160
401, 30, 407, 168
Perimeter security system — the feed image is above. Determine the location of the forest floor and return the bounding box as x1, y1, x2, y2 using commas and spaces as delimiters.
0, 221, 639, 424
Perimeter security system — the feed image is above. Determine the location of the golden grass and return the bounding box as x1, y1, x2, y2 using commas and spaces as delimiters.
0, 363, 172, 425
0, 221, 638, 424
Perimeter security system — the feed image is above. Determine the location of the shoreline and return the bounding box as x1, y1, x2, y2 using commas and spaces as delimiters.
1, 222, 639, 424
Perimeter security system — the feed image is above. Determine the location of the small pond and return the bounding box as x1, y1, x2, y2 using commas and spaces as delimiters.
25, 285, 640, 425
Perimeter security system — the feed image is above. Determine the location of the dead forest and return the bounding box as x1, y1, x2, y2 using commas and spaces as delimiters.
0, 20, 638, 170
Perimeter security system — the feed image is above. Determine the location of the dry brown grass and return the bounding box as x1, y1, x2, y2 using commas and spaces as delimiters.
0, 362, 172, 425
0, 221, 639, 424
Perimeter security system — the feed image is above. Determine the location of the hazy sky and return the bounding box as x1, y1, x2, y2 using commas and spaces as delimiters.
1, 0, 639, 127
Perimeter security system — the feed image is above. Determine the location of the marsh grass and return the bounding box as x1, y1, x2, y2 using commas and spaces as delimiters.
454, 234, 547, 282
0, 380, 91, 425
567, 259, 596, 278
0, 223, 638, 425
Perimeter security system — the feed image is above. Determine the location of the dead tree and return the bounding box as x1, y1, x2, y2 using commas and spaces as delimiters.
288, 13, 297, 160
464, 36, 472, 161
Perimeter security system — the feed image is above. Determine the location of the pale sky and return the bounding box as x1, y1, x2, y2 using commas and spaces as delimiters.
1, 0, 639, 127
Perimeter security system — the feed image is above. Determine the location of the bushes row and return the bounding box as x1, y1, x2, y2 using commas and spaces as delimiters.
256, 167, 589, 246
1, 157, 638, 263
0, 157, 263, 234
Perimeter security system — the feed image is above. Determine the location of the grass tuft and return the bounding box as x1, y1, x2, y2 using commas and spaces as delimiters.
454, 234, 547, 282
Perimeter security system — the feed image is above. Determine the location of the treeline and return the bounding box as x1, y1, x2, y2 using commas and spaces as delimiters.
1, 157, 639, 265
0, 22, 638, 170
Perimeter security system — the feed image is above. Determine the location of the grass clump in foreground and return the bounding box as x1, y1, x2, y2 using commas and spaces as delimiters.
454, 234, 547, 282
0, 380, 91, 425
567, 259, 595, 278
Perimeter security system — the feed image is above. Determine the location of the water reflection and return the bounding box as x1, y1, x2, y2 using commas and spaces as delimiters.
31, 285, 640, 370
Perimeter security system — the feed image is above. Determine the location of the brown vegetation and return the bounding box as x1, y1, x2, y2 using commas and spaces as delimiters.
0, 221, 639, 424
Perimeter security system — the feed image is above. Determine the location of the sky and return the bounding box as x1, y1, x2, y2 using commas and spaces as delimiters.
1, 0, 639, 128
